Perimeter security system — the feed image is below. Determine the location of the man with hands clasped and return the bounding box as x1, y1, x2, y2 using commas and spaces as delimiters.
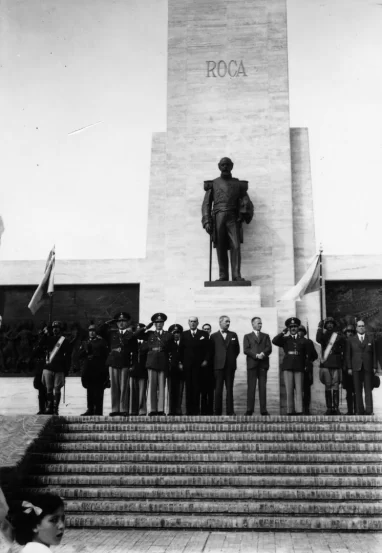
243, 317, 272, 416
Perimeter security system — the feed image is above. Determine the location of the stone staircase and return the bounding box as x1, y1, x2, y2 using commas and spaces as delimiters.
21, 416, 382, 530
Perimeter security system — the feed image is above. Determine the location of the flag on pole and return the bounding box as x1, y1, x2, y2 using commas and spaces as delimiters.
28, 246, 55, 315
277, 254, 320, 302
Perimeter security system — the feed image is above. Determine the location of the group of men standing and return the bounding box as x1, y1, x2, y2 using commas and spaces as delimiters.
33, 310, 379, 417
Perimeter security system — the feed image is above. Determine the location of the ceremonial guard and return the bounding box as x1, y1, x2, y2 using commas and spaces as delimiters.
39, 321, 71, 415
346, 320, 377, 415
79, 322, 109, 416
129, 323, 149, 416
100, 311, 138, 417
272, 317, 309, 415
140, 313, 174, 416
342, 324, 356, 415
168, 324, 184, 416
297, 325, 318, 415
316, 317, 346, 415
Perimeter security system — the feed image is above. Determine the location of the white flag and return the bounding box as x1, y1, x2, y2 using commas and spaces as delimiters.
28, 246, 55, 315
278, 254, 320, 302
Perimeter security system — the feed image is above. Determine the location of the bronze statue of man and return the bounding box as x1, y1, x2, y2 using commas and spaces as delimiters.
201, 157, 254, 281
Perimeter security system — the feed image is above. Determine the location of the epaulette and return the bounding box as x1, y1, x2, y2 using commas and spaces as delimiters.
203, 180, 213, 191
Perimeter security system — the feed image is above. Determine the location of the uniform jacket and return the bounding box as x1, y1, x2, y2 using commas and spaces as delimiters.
179, 329, 209, 370
346, 333, 377, 372
316, 329, 346, 368
243, 331, 272, 370
129, 339, 148, 379
209, 330, 240, 371
40, 334, 71, 374
141, 330, 174, 372
79, 336, 109, 387
100, 327, 138, 369
272, 333, 309, 372
305, 337, 318, 370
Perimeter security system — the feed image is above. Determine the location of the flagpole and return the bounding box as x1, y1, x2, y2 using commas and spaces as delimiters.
48, 293, 54, 324
319, 244, 324, 321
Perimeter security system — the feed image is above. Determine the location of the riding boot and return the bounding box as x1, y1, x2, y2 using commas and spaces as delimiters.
53, 392, 61, 415
324, 390, 332, 415
37, 388, 47, 414
346, 392, 354, 415
45, 392, 54, 415
332, 390, 341, 415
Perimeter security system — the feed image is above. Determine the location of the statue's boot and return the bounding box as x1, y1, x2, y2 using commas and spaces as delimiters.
324, 390, 333, 415
53, 392, 61, 415
332, 390, 341, 415
233, 276, 245, 281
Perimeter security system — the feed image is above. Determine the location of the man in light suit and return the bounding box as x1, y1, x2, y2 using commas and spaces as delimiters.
210, 315, 240, 415
179, 317, 209, 415
243, 317, 272, 416
346, 320, 377, 415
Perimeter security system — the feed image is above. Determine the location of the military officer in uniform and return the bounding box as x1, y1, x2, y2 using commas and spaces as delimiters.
201, 157, 253, 281
272, 317, 309, 415
168, 324, 184, 416
129, 323, 150, 416
140, 313, 174, 416
100, 311, 138, 417
297, 325, 318, 415
79, 322, 109, 416
316, 317, 346, 415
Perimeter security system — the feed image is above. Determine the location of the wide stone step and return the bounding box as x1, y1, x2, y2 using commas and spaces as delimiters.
21, 486, 382, 501
24, 474, 382, 488
44, 441, 382, 453
63, 513, 382, 530
32, 451, 382, 464
57, 415, 382, 423
30, 463, 382, 476
51, 431, 380, 442
62, 500, 382, 516
52, 422, 382, 433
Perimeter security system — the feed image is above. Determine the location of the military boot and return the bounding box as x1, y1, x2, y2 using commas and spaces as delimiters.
45, 393, 54, 415
53, 392, 61, 415
324, 390, 333, 415
37, 389, 47, 415
332, 390, 341, 415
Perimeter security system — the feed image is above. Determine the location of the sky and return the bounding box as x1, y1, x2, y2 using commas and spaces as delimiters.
1, 0, 382, 260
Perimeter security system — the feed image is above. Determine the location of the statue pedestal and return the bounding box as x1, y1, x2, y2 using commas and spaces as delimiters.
204, 281, 252, 287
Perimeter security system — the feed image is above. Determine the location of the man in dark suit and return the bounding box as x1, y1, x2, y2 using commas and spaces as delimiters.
272, 317, 309, 415
168, 324, 184, 416
179, 317, 209, 415
201, 323, 214, 415
243, 316, 272, 416
346, 320, 377, 415
298, 324, 318, 415
210, 315, 240, 415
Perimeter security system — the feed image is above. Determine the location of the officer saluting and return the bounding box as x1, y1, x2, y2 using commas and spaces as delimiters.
140, 313, 174, 416
272, 317, 309, 415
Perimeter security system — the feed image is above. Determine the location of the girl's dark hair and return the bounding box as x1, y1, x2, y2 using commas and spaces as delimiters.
10, 492, 64, 545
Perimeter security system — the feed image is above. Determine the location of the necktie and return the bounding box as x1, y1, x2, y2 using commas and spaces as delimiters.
192, 331, 195, 338
361, 335, 364, 343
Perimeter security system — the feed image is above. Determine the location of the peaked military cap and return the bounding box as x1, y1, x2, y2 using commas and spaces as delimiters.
323, 317, 336, 328
298, 325, 307, 335
52, 320, 63, 329
285, 317, 301, 328
168, 323, 183, 333
114, 311, 131, 322
136, 323, 146, 329
88, 321, 97, 330
151, 312, 167, 323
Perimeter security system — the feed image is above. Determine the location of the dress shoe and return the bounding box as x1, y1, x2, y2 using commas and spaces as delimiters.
148, 411, 157, 417
109, 412, 120, 417
157, 411, 165, 416
261, 411, 270, 416
245, 410, 253, 416
120, 412, 129, 417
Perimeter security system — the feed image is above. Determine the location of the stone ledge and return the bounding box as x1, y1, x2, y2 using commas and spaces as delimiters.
204, 281, 252, 287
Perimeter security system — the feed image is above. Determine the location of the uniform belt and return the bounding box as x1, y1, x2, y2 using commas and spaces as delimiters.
287, 351, 300, 355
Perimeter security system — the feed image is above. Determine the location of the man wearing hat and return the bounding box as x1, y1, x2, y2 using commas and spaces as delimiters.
272, 317, 309, 415
39, 320, 71, 415
100, 311, 138, 416
342, 324, 356, 414
346, 320, 377, 415
316, 317, 346, 415
168, 324, 184, 415
140, 313, 174, 415
79, 322, 109, 416
297, 325, 318, 415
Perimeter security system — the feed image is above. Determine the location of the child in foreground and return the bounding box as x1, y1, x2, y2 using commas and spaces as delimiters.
9, 493, 65, 552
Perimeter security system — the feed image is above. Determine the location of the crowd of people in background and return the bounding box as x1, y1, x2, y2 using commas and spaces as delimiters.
1, 311, 380, 418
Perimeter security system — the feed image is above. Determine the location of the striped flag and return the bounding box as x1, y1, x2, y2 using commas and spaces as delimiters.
277, 254, 320, 302
28, 246, 55, 315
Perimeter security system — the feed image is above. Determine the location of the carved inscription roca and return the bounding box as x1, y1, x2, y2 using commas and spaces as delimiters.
206, 60, 247, 78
